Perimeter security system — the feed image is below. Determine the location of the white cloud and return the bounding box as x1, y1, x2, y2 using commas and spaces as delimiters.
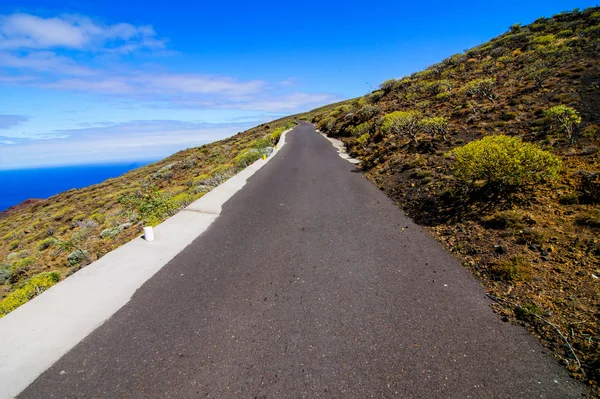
0, 13, 165, 52
0, 51, 95, 75
235, 92, 338, 112
278, 77, 299, 87
0, 120, 257, 168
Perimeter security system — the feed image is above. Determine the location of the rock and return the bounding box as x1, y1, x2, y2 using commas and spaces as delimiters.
541, 255, 551, 261
529, 244, 539, 251
495, 245, 507, 254
501, 316, 509, 323
541, 250, 549, 256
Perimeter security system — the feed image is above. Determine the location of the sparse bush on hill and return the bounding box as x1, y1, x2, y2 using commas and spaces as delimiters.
423, 80, 453, 96
357, 104, 380, 121
379, 78, 399, 94
234, 149, 262, 168
349, 121, 373, 138
381, 110, 422, 145
450, 135, 561, 194
305, 6, 600, 388
526, 61, 551, 88
545, 105, 582, 143
0, 272, 61, 317
67, 249, 89, 267
462, 78, 497, 104
119, 187, 178, 226
420, 116, 449, 141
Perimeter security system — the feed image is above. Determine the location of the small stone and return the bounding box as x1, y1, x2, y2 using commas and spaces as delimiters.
541, 250, 549, 256
541, 255, 551, 261
495, 245, 507, 254
501, 316, 509, 323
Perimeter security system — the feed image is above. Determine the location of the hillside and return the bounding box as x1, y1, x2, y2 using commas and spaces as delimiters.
0, 118, 296, 316
302, 7, 600, 389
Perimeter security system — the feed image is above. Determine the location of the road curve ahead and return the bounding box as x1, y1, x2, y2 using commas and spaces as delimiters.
20, 123, 583, 398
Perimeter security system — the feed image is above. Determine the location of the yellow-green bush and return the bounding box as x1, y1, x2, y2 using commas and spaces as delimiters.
492, 256, 532, 282
545, 105, 581, 143
0, 272, 61, 317
381, 110, 422, 144
356, 133, 370, 147
349, 121, 372, 137
451, 135, 561, 192
37, 237, 56, 251
233, 148, 262, 168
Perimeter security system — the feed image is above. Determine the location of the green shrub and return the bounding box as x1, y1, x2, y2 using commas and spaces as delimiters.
356, 133, 370, 148
0, 272, 61, 317
450, 135, 562, 193
349, 122, 372, 137
8, 257, 34, 283
270, 127, 286, 143
492, 256, 532, 282
483, 210, 526, 229
67, 249, 89, 266
234, 148, 262, 168
12, 256, 34, 269
515, 302, 544, 322
556, 29, 573, 38
462, 78, 497, 104
368, 90, 385, 103
357, 104, 380, 120
423, 80, 453, 96
37, 237, 57, 251
381, 110, 422, 145
526, 61, 551, 88
420, 116, 449, 141
496, 55, 513, 64
435, 92, 452, 101
545, 105, 581, 143
100, 226, 123, 239
0, 264, 11, 284
379, 79, 399, 93
532, 34, 556, 45
317, 116, 337, 133
119, 188, 177, 225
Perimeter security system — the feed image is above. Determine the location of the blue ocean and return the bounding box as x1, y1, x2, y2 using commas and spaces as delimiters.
0, 161, 155, 212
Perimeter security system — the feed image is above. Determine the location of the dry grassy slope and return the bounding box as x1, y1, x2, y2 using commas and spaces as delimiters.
0, 117, 296, 314
303, 7, 600, 391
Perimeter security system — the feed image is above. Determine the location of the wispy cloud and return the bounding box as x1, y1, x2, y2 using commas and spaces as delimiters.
0, 120, 259, 168
0, 51, 95, 75
0, 12, 341, 168
0, 13, 165, 52
0, 114, 29, 129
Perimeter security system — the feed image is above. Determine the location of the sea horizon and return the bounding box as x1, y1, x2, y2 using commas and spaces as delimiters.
0, 160, 158, 212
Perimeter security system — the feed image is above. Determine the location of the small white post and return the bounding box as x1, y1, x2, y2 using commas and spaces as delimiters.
143, 226, 155, 241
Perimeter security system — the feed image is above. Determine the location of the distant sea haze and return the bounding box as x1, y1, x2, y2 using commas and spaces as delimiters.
0, 161, 155, 212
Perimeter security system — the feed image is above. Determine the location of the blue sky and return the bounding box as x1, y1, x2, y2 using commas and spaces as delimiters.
0, 0, 598, 169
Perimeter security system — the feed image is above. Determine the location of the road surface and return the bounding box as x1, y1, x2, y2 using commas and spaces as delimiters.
20, 123, 583, 398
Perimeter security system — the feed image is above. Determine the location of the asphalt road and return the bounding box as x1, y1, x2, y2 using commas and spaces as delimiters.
20, 123, 584, 398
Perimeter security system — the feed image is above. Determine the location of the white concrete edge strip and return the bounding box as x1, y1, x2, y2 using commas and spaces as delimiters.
0, 128, 293, 399
316, 129, 360, 164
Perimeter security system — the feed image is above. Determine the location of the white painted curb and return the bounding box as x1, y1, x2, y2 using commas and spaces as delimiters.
316, 129, 360, 164
0, 127, 293, 399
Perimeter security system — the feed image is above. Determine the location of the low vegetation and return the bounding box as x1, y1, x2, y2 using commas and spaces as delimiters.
302, 7, 600, 390
0, 119, 296, 317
